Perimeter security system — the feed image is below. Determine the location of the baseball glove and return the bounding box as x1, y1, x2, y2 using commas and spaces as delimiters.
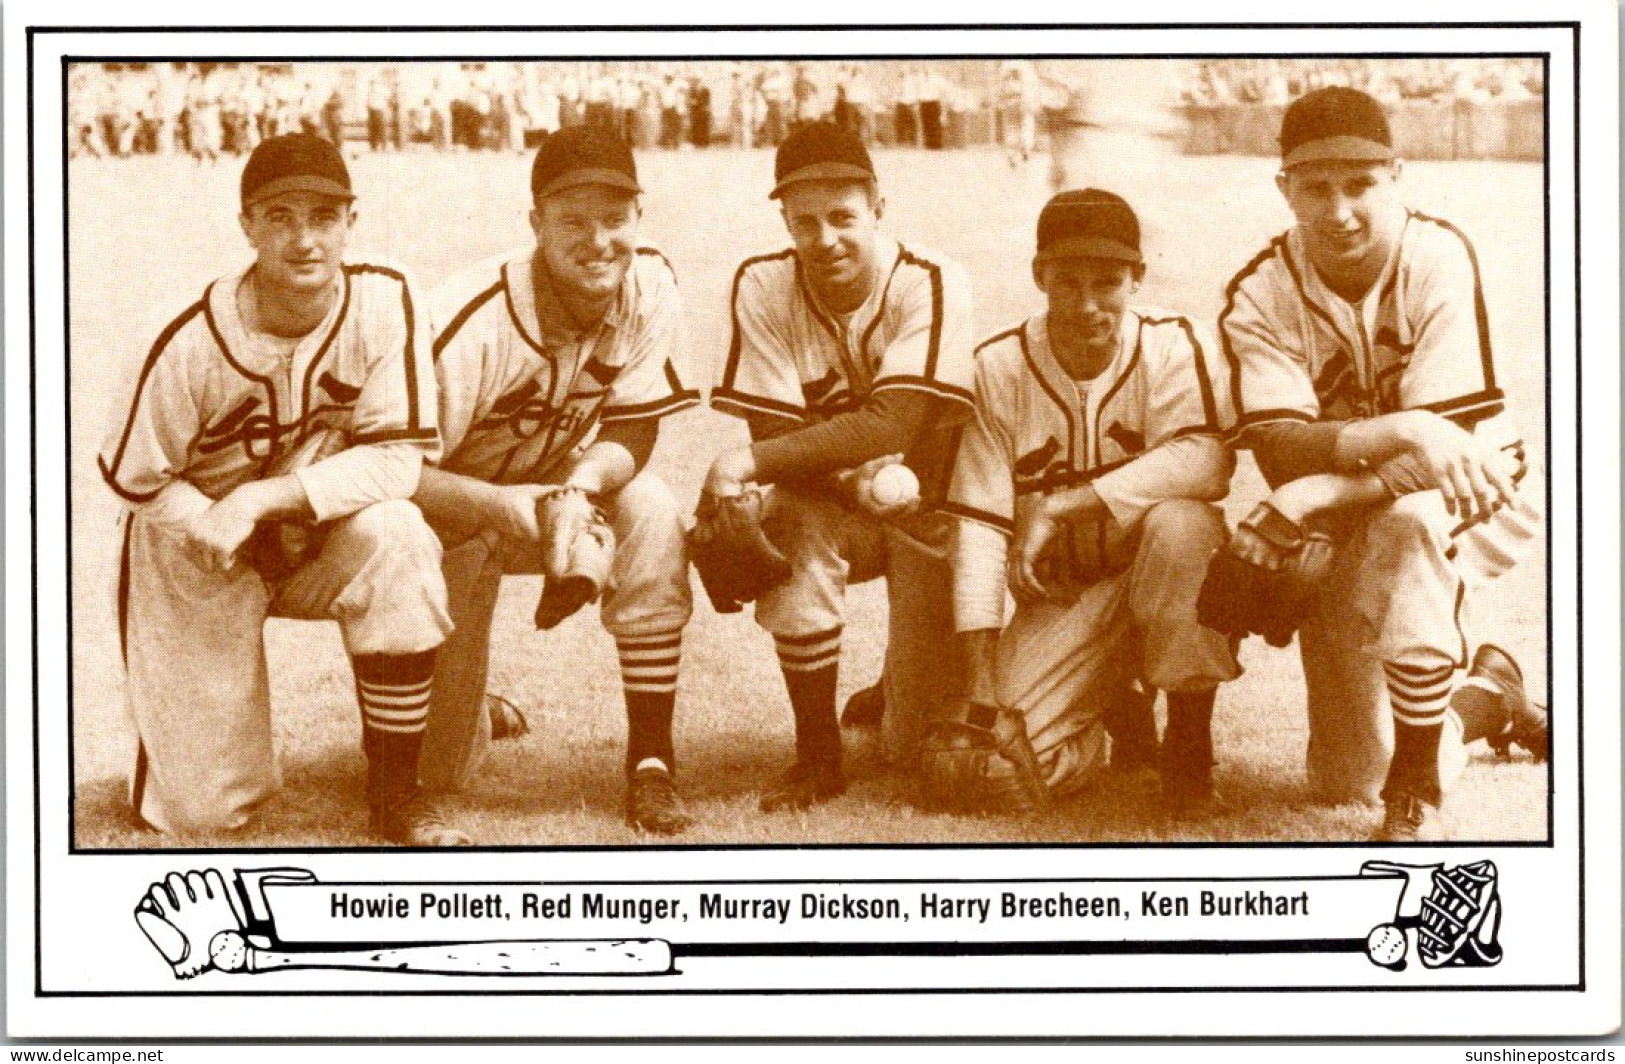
918, 702, 1048, 816
241, 428, 347, 583
533, 486, 616, 630
688, 488, 791, 613
1197, 502, 1334, 648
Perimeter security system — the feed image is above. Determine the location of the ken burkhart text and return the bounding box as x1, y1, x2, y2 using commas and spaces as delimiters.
1140, 889, 1311, 917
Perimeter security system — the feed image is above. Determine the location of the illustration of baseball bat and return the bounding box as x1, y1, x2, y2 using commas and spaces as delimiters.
209, 930, 672, 976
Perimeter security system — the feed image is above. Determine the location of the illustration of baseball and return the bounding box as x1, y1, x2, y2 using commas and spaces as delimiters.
1366, 923, 1407, 967
210, 930, 250, 973
871, 463, 919, 507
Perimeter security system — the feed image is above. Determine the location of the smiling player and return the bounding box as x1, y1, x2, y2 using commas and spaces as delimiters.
98, 133, 464, 845
1220, 88, 1547, 840
412, 126, 701, 835
705, 122, 977, 810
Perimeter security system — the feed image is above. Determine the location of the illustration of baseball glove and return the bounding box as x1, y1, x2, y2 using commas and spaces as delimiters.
241, 427, 347, 584
1196, 502, 1335, 647
688, 488, 791, 613
534, 486, 616, 630
918, 702, 1048, 816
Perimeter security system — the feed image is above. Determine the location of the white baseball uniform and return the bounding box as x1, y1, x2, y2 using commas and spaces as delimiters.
417, 247, 699, 789
1222, 210, 1541, 802
99, 262, 451, 832
712, 238, 977, 763
947, 308, 1241, 792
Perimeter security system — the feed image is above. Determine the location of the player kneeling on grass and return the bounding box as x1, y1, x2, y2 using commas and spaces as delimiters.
941, 190, 1242, 815
98, 134, 467, 846
701, 122, 978, 811
410, 126, 701, 835
1214, 87, 1547, 842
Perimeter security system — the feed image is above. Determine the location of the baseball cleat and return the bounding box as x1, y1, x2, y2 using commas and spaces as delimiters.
372, 795, 474, 847
485, 693, 530, 743
1372, 792, 1445, 843
758, 759, 846, 813
840, 683, 885, 729
1473, 645, 1549, 762
625, 765, 693, 835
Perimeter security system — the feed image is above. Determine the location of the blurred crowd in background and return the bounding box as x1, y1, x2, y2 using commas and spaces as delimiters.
67, 59, 1039, 161
67, 57, 1546, 163
1180, 57, 1544, 107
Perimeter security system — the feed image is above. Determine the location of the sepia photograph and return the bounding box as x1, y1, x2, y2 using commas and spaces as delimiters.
9, 16, 1613, 1040
68, 50, 1551, 849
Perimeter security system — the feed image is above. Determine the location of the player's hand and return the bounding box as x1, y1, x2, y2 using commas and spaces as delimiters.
493, 483, 551, 543
1227, 522, 1287, 572
703, 446, 756, 501
841, 453, 920, 519
1396, 410, 1518, 523
1011, 501, 1067, 604
183, 493, 262, 573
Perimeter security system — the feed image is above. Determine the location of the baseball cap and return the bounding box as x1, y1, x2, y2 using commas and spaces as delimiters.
1279, 86, 1395, 170
1034, 189, 1143, 266
241, 133, 354, 210
770, 121, 876, 200
530, 126, 642, 202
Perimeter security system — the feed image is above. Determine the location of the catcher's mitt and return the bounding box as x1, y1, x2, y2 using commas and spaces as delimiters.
688, 488, 791, 613
918, 702, 1048, 816
1197, 502, 1334, 648
533, 486, 616, 630
242, 428, 346, 583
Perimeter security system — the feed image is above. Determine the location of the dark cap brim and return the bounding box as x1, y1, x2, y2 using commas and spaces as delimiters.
243, 175, 355, 209
769, 161, 876, 200
1035, 235, 1143, 266
534, 168, 642, 202
1282, 135, 1395, 170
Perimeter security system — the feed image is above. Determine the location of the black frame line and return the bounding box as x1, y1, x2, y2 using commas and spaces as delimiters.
26, 21, 1582, 1002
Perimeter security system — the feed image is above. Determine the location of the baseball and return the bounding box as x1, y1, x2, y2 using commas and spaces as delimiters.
871, 463, 919, 508
1365, 923, 1407, 967
209, 930, 250, 973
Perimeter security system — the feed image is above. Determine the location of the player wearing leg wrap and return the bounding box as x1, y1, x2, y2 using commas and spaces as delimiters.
705, 122, 978, 811
1219, 88, 1547, 841
98, 134, 465, 845
412, 126, 700, 835
945, 190, 1242, 813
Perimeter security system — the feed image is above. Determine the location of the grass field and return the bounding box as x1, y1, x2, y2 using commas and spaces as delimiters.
67, 143, 1551, 848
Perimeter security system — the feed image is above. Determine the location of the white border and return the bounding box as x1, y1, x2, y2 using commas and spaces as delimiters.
5, 7, 1619, 1040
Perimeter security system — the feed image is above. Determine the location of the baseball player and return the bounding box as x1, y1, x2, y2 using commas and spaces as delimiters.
412, 126, 700, 834
98, 133, 466, 845
946, 189, 1241, 810
705, 121, 976, 810
1220, 87, 1546, 841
